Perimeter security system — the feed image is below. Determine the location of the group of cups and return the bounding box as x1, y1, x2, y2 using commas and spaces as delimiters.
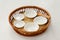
12, 8, 48, 32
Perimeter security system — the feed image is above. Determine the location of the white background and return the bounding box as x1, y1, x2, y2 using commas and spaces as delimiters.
0, 0, 60, 40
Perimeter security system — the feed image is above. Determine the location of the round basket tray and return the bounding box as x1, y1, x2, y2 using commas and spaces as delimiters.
9, 6, 51, 36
